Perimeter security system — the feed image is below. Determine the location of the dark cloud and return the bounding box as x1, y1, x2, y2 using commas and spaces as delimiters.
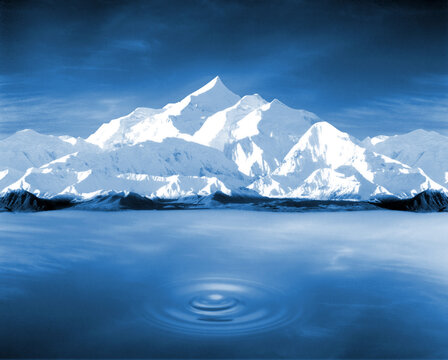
0, 0, 447, 138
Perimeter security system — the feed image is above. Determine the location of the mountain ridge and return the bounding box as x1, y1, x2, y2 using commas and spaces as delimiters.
1, 76, 447, 206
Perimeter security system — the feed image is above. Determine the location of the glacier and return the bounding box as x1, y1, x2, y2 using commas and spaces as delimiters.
1, 76, 447, 211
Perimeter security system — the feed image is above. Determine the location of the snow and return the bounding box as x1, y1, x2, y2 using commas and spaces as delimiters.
363, 129, 448, 186
87, 76, 240, 149
3, 137, 247, 198
249, 122, 445, 199
0, 169, 9, 181
86, 107, 175, 149
220, 98, 318, 177
193, 94, 268, 150
0, 129, 98, 192
1, 76, 447, 201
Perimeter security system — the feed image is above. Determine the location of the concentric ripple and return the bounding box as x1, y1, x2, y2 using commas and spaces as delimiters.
143, 277, 300, 336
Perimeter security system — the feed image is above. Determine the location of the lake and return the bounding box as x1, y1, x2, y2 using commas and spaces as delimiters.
1, 209, 448, 358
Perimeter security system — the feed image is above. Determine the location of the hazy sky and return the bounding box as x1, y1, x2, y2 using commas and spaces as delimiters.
0, 0, 447, 139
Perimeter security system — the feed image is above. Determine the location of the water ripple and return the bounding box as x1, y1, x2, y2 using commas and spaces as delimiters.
143, 277, 300, 336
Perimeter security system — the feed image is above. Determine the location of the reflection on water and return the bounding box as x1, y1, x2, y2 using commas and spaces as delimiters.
0, 210, 448, 358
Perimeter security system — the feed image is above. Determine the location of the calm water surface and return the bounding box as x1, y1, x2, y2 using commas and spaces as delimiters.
1, 209, 448, 358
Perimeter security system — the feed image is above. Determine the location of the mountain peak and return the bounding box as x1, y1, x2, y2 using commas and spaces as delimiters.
237, 94, 267, 107
292, 121, 353, 153
270, 98, 284, 106
190, 76, 234, 97
306, 121, 342, 137
3, 129, 50, 143
404, 128, 446, 139
264, 98, 289, 110
14, 129, 40, 137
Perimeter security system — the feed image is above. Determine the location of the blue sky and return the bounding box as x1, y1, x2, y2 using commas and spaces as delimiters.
0, 0, 447, 139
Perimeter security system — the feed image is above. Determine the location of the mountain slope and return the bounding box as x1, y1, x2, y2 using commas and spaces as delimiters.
0, 190, 73, 212
249, 122, 445, 200
0, 129, 97, 190
375, 190, 448, 212
86, 76, 240, 149
0, 129, 93, 171
193, 94, 268, 150
4, 138, 249, 198
363, 129, 448, 186
195, 97, 318, 176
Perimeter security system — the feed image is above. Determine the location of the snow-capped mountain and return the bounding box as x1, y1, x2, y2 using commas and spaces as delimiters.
249, 122, 444, 199
194, 96, 318, 176
1, 76, 446, 202
0, 129, 97, 190
86, 76, 240, 149
363, 129, 448, 186
6, 138, 248, 198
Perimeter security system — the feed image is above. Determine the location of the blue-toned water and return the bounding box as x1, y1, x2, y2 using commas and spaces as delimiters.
1, 210, 448, 358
